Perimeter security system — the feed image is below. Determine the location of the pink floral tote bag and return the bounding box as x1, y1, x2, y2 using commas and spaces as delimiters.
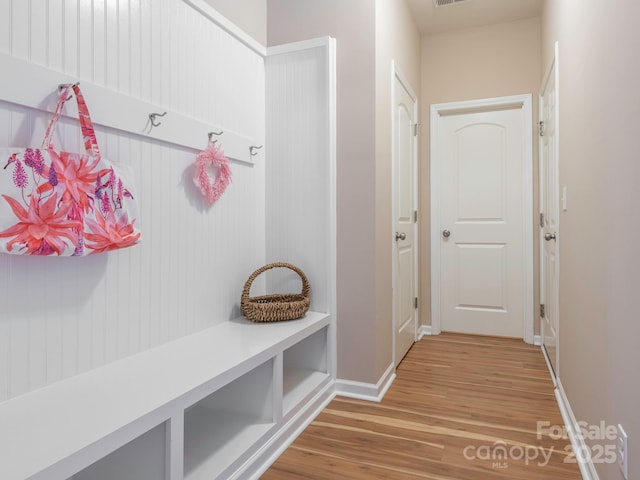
0, 84, 141, 256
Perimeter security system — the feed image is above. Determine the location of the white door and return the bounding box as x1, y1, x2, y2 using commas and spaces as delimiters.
392, 67, 417, 365
433, 96, 533, 338
540, 45, 560, 376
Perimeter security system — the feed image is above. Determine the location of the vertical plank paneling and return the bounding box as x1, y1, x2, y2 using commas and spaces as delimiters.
173, 2, 186, 114
29, 0, 49, 66
10, 0, 30, 59
60, 264, 79, 380
0, 0, 266, 403
47, 0, 64, 71
0, 2, 11, 54
63, 0, 79, 76
10, 313, 30, 398
136, 139, 151, 352
0, 296, 9, 401
204, 20, 217, 125
129, 0, 142, 99
118, 0, 131, 95
44, 270, 63, 387
77, 0, 92, 81
182, 2, 197, 118
266, 47, 330, 313
147, 140, 161, 348
28, 287, 47, 393
126, 135, 141, 353
92, 0, 106, 86
114, 136, 130, 360
138, 0, 151, 104
105, 1, 119, 90
101, 130, 118, 365
158, 0, 171, 110
148, 0, 162, 106
28, 1, 46, 67
75, 264, 92, 375
90, 257, 106, 371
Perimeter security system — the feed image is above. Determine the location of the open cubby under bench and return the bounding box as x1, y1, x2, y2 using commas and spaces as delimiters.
0, 312, 333, 480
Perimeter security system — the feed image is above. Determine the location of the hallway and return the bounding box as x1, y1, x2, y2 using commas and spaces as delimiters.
263, 334, 581, 479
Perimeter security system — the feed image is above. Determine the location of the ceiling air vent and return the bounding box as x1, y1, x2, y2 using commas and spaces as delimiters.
434, 0, 471, 7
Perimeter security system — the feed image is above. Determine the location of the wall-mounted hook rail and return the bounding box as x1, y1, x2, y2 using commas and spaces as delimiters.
208, 130, 224, 143
249, 145, 263, 156
149, 111, 167, 128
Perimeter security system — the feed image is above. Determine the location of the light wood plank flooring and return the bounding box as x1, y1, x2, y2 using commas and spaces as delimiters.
262, 333, 581, 479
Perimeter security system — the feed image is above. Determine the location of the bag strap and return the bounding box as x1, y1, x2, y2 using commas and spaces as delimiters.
42, 85, 73, 150
42, 84, 101, 159
72, 84, 101, 159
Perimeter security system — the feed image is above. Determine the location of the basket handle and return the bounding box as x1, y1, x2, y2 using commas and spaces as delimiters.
241, 262, 310, 302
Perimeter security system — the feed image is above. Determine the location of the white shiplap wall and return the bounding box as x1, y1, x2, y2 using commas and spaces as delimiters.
0, 0, 266, 402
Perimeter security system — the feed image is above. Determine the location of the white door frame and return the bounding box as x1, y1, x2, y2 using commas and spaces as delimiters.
540, 42, 561, 376
430, 94, 534, 343
391, 61, 419, 365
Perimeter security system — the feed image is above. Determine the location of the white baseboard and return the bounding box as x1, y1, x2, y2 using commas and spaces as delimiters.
533, 334, 542, 346
554, 379, 599, 480
334, 363, 396, 402
418, 325, 433, 340
540, 344, 558, 389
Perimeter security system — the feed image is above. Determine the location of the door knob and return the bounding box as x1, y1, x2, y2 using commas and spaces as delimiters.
544, 232, 556, 241
395, 232, 406, 241
442, 229, 451, 238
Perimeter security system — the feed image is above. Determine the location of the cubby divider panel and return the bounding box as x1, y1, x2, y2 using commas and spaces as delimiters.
282, 326, 330, 415
69, 422, 166, 480
183, 357, 276, 480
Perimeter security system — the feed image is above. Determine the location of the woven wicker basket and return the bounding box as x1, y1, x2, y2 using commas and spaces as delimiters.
241, 262, 310, 322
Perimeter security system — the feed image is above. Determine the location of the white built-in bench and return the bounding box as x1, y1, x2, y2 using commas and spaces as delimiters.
0, 313, 334, 480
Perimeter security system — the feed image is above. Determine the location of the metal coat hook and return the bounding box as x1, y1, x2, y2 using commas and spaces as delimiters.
149, 111, 167, 128
249, 145, 263, 156
208, 130, 223, 143
58, 82, 80, 101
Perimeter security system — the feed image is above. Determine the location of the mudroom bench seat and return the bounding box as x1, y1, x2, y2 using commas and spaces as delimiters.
0, 313, 333, 480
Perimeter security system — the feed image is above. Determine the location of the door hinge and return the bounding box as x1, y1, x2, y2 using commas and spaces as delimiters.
540, 304, 546, 317
540, 212, 545, 228
414, 297, 418, 309
539, 120, 545, 137
414, 123, 420, 137
414, 210, 418, 223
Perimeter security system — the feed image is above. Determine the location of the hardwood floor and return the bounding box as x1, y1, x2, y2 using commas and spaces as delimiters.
262, 333, 581, 479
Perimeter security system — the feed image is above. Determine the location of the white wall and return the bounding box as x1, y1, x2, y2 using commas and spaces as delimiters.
375, 0, 421, 376
267, 0, 379, 383
204, 0, 267, 45
0, 0, 265, 402
542, 1, 640, 478
267, 0, 421, 385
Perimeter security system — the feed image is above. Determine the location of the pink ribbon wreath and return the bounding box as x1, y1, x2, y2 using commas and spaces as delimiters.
193, 142, 232, 205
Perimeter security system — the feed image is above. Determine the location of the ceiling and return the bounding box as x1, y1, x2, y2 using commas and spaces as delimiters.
405, 0, 544, 36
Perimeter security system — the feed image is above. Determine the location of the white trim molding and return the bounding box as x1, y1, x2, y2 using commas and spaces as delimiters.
182, 0, 266, 56
418, 325, 434, 340
0, 53, 260, 164
430, 94, 535, 343
554, 379, 600, 480
335, 363, 396, 403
